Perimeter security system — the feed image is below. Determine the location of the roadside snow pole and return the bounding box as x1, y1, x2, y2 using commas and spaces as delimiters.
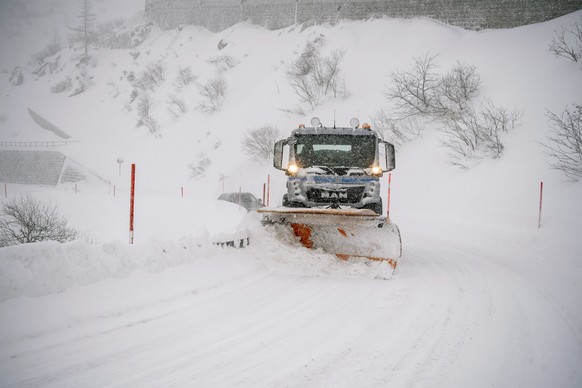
4, 183, 6, 198
262, 183, 266, 206
267, 174, 271, 207
181, 186, 184, 198
129, 164, 136, 244
387, 173, 392, 221
538, 181, 544, 229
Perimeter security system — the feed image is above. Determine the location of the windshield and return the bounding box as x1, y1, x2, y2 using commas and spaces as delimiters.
294, 134, 376, 168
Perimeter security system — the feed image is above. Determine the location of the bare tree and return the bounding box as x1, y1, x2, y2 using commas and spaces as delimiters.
287, 47, 346, 110
189, 154, 211, 177
139, 115, 160, 135
137, 93, 154, 117
197, 75, 227, 113
167, 93, 187, 118
208, 55, 238, 72
549, 21, 582, 63
543, 104, 582, 181
440, 100, 521, 167
370, 109, 423, 147
242, 125, 281, 162
133, 62, 166, 92
173, 66, 196, 88
0, 195, 77, 247
479, 99, 522, 157
434, 61, 481, 117
385, 53, 440, 119
70, 0, 96, 59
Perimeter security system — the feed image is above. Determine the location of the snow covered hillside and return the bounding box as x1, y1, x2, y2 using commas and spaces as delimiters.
1, 6, 582, 387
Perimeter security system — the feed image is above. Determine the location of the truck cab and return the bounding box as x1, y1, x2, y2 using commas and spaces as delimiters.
273, 118, 395, 215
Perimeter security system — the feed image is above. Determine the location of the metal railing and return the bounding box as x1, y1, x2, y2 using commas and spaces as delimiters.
0, 141, 79, 148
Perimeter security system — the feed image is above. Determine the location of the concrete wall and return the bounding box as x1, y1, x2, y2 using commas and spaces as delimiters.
145, 0, 582, 31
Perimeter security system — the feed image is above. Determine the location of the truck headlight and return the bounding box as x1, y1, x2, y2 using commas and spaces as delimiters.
287, 164, 299, 175
371, 165, 382, 175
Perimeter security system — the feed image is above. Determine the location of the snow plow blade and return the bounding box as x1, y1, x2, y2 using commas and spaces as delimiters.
258, 207, 402, 271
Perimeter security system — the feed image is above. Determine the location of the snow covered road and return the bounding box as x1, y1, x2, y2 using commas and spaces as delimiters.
1, 232, 580, 387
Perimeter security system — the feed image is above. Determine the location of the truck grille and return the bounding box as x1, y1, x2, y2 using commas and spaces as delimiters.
306, 186, 365, 204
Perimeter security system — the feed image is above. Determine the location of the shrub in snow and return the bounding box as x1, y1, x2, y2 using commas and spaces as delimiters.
217, 39, 228, 50
134, 62, 165, 92
370, 110, 423, 147
137, 93, 154, 117
95, 20, 152, 49
137, 115, 160, 136
286, 42, 346, 110
31, 55, 61, 79
433, 62, 481, 118
242, 125, 281, 163
384, 56, 480, 120
129, 89, 139, 103
197, 75, 227, 113
124, 70, 136, 82
9, 67, 24, 86
167, 93, 187, 118
440, 100, 521, 168
134, 92, 160, 134
30, 42, 61, 66
381, 55, 522, 166
107, 80, 119, 98
209, 55, 238, 73
69, 73, 94, 96
189, 155, 211, 177
543, 104, 582, 181
384, 53, 441, 119
549, 20, 582, 63
0, 194, 77, 247
51, 77, 72, 93
173, 66, 195, 88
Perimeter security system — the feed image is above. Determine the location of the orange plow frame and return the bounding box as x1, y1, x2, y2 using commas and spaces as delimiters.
259, 207, 402, 272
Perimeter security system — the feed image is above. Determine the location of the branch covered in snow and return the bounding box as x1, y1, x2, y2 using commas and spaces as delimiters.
242, 125, 281, 163
543, 104, 582, 181
286, 40, 347, 110
0, 195, 78, 247
549, 20, 582, 63
197, 75, 227, 113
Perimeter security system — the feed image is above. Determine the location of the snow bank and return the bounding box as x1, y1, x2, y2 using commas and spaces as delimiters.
0, 235, 244, 302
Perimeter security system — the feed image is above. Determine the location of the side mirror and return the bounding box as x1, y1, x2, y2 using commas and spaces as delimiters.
273, 140, 289, 170
379, 141, 396, 172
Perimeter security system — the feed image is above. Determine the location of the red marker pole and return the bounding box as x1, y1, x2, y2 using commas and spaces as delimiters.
129, 164, 136, 244
386, 173, 392, 221
262, 183, 266, 206
538, 181, 543, 229
267, 174, 271, 207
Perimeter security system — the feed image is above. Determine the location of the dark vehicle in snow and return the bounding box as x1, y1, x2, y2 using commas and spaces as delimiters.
218, 192, 264, 212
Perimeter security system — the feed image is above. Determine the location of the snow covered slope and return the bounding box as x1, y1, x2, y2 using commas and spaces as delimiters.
0, 8, 581, 388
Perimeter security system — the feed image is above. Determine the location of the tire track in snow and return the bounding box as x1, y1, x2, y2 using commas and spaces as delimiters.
2, 236, 581, 387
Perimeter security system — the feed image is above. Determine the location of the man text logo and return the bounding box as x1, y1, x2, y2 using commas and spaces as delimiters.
321, 191, 348, 199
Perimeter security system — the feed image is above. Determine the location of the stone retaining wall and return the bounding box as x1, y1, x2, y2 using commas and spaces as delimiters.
145, 0, 582, 31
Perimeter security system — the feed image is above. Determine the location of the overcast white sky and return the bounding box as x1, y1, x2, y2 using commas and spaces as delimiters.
0, 0, 146, 69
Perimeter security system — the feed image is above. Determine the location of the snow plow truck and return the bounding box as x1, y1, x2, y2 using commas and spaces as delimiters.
258, 117, 402, 273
